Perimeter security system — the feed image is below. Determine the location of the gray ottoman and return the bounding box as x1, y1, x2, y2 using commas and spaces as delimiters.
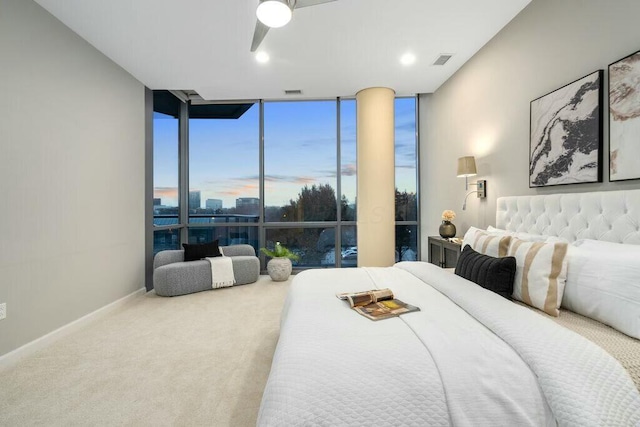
153, 244, 260, 297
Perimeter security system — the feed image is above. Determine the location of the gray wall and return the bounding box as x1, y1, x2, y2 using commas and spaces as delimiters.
419, 0, 640, 256
0, 0, 145, 356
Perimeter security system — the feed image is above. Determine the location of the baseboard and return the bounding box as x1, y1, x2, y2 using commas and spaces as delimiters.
0, 287, 147, 371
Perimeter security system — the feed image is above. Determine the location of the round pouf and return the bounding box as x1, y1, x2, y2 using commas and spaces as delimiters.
267, 257, 292, 281
439, 221, 456, 238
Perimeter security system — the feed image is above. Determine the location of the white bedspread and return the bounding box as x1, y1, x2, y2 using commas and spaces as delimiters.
397, 262, 640, 426
258, 262, 640, 426
259, 265, 557, 426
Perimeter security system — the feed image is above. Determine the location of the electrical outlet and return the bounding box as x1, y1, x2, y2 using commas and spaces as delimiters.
0, 303, 5, 320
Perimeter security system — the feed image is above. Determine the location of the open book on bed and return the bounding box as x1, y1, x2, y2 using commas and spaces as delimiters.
336, 288, 420, 321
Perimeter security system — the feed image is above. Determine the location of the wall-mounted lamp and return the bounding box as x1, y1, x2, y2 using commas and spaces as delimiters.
457, 156, 486, 210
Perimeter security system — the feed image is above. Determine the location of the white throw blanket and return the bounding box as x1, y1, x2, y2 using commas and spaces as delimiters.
206, 255, 235, 289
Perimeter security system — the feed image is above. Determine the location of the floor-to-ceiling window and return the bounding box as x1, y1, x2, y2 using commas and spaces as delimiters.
395, 97, 419, 261
264, 100, 338, 267
187, 103, 260, 253
339, 99, 357, 266
152, 91, 181, 255
151, 94, 419, 268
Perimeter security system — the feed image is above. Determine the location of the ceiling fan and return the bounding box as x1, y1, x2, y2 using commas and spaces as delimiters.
251, 0, 337, 52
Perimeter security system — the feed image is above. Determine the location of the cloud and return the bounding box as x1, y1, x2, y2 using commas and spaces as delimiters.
312, 163, 356, 179
341, 163, 357, 176
203, 176, 256, 185
198, 179, 259, 198
217, 185, 258, 197
395, 163, 416, 170
264, 174, 317, 185
395, 121, 416, 133
154, 187, 178, 199
286, 136, 336, 148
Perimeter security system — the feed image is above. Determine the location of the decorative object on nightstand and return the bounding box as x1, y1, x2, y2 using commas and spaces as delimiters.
457, 156, 487, 210
428, 236, 462, 268
439, 210, 457, 238
261, 242, 299, 281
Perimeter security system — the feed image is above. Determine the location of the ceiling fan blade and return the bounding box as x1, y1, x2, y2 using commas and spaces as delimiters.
294, 0, 337, 9
250, 19, 270, 52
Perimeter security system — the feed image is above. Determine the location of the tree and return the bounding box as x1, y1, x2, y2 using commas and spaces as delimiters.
266, 184, 340, 265
395, 189, 417, 221
281, 184, 338, 222
395, 188, 417, 261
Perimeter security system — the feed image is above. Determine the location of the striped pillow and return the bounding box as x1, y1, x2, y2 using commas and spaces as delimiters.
462, 227, 511, 258
508, 237, 569, 316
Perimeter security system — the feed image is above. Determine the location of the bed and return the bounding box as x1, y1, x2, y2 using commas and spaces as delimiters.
257, 189, 640, 426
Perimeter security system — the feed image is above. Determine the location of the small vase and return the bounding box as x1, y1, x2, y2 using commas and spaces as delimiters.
439, 220, 456, 238
267, 257, 292, 281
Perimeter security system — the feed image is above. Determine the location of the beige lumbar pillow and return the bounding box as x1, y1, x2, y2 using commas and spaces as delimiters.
462, 226, 511, 258
508, 237, 569, 316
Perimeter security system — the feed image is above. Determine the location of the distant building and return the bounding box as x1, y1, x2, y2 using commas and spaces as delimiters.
206, 199, 223, 211
189, 191, 201, 210
153, 198, 161, 206
236, 197, 260, 214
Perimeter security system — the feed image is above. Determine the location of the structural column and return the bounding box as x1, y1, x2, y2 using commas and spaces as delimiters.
356, 87, 395, 267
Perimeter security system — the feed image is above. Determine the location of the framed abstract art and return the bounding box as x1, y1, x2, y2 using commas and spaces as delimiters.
609, 50, 640, 182
529, 70, 603, 188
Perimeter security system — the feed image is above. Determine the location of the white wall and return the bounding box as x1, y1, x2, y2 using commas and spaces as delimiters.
420, 0, 640, 257
0, 0, 145, 356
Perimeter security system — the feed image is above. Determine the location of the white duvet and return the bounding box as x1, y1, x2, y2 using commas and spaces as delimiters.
257, 262, 640, 426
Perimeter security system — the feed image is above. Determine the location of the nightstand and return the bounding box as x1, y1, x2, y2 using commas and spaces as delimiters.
428, 236, 462, 269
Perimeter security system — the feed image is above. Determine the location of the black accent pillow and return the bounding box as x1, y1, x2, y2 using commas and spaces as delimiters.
454, 245, 516, 299
182, 240, 221, 262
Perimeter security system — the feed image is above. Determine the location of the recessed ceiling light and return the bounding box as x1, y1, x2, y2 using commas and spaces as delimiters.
256, 51, 270, 64
400, 53, 416, 66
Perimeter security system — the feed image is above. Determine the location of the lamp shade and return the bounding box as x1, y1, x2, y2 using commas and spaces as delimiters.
257, 0, 292, 28
457, 156, 477, 177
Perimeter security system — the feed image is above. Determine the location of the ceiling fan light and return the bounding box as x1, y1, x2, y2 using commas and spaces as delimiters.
257, 0, 292, 28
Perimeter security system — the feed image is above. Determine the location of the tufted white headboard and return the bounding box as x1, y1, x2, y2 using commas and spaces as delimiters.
496, 189, 640, 244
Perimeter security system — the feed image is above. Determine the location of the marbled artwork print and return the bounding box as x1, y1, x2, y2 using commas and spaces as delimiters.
529, 71, 602, 187
609, 51, 640, 181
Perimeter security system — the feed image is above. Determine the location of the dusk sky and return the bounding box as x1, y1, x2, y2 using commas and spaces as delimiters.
153, 98, 417, 209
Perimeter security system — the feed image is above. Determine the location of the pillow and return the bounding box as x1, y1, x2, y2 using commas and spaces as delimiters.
462, 226, 484, 247
455, 245, 516, 299
182, 240, 221, 262
573, 239, 640, 253
462, 227, 511, 258
563, 241, 640, 339
487, 226, 553, 242
486, 226, 511, 235
508, 237, 569, 316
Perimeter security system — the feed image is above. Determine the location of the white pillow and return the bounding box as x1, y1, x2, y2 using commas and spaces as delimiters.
486, 226, 552, 243
509, 237, 569, 316
573, 239, 640, 253
563, 241, 640, 339
462, 226, 483, 250
462, 227, 511, 258
486, 226, 511, 235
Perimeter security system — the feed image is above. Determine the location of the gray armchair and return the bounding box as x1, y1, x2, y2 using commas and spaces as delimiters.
153, 244, 260, 297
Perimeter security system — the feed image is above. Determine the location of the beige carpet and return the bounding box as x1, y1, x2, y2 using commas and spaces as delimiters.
0, 275, 291, 427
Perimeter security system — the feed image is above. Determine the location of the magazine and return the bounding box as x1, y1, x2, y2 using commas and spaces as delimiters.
336, 288, 420, 321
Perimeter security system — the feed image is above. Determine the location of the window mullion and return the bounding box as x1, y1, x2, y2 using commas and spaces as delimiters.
178, 101, 189, 244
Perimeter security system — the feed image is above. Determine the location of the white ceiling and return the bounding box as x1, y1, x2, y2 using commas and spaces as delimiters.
34, 0, 531, 101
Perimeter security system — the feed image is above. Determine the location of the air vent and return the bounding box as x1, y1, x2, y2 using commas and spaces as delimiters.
433, 54, 453, 66
284, 89, 303, 95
